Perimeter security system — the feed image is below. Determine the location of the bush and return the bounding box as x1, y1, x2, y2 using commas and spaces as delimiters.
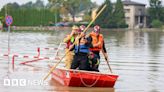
151, 19, 162, 28
0, 8, 61, 26
118, 24, 129, 28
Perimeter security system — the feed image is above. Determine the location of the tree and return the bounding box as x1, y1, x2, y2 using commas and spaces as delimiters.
0, 2, 61, 26
162, 7, 164, 22
48, 0, 93, 22
151, 19, 162, 28
21, 1, 33, 9
148, 0, 163, 22
0, 3, 20, 15
95, 0, 113, 28
113, 0, 126, 28
33, 0, 44, 9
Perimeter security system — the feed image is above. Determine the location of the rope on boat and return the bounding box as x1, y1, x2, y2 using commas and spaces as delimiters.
79, 71, 101, 87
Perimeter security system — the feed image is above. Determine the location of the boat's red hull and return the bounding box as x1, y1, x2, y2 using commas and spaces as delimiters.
51, 68, 118, 87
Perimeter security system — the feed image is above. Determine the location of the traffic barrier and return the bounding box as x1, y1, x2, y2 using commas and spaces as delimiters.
0, 53, 61, 65
0, 43, 66, 68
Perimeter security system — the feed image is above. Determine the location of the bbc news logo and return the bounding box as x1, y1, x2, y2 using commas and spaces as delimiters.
3, 79, 48, 86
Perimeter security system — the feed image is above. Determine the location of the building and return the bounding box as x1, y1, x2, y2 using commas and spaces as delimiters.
123, 0, 147, 29
91, 0, 147, 29
62, 10, 87, 22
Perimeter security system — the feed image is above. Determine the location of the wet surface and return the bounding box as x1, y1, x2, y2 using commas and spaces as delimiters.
0, 29, 164, 92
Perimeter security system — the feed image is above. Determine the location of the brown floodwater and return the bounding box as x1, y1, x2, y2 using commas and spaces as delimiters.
0, 29, 164, 92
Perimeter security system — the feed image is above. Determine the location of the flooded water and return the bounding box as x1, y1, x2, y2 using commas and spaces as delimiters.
0, 29, 164, 92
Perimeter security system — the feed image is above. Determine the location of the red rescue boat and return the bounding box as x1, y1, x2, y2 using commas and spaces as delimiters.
51, 68, 118, 87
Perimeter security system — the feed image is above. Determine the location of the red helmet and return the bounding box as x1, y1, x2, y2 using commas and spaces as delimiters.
94, 25, 100, 33
80, 25, 86, 31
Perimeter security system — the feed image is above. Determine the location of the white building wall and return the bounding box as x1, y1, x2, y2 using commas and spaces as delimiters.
124, 5, 146, 29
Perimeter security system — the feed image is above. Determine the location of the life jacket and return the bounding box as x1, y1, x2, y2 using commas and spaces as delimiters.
66, 36, 75, 49
89, 32, 104, 51
74, 45, 89, 54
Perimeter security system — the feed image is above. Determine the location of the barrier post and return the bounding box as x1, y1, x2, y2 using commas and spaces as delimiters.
37, 47, 40, 58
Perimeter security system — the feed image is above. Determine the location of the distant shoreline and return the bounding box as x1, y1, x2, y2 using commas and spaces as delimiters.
3, 26, 164, 32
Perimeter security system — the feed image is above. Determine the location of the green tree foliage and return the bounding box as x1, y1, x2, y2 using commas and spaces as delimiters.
151, 19, 162, 28
162, 7, 164, 23
148, 0, 164, 23
49, 0, 94, 22
95, 0, 127, 28
11, 8, 59, 26
113, 0, 126, 28
33, 0, 44, 9
95, 0, 113, 28
21, 1, 33, 9
0, 1, 60, 26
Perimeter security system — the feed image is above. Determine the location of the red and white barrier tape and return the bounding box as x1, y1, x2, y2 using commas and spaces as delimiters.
0, 54, 60, 60
0, 43, 66, 68
0, 47, 65, 52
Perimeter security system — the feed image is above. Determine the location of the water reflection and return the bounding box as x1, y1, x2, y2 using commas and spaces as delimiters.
49, 79, 115, 92
147, 31, 163, 53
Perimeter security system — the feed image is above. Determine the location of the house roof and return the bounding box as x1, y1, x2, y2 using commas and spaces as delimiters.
123, 0, 145, 6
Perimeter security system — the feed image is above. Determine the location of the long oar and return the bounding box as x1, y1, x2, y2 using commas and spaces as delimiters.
83, 4, 107, 33
43, 52, 67, 80
43, 4, 107, 81
105, 59, 113, 73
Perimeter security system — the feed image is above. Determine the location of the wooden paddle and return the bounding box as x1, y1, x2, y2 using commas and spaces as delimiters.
43, 4, 107, 81
105, 58, 113, 73
102, 44, 113, 73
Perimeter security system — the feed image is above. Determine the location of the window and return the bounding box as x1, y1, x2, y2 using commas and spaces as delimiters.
125, 17, 130, 22
124, 9, 130, 13
138, 9, 143, 15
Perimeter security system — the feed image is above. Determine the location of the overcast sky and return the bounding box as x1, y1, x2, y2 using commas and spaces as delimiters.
0, 0, 164, 9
